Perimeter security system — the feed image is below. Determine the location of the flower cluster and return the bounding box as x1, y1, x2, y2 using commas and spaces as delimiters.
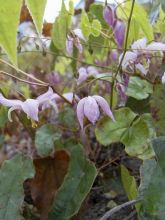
120, 38, 165, 76
103, 5, 125, 48
66, 29, 85, 55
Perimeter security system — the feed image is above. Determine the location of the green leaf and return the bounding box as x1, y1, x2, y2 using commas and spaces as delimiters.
121, 165, 140, 212
52, 0, 71, 51
122, 116, 155, 159
138, 138, 165, 219
49, 144, 97, 220
118, 2, 153, 45
95, 107, 137, 146
0, 107, 8, 128
80, 11, 91, 39
35, 124, 62, 157
0, 154, 34, 220
58, 106, 77, 129
91, 19, 101, 37
0, 0, 22, 65
26, 0, 47, 34
150, 84, 165, 135
126, 76, 153, 100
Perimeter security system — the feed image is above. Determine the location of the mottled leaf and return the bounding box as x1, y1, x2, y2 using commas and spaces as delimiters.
126, 77, 153, 100
95, 107, 137, 146
49, 144, 97, 220
35, 124, 62, 157
0, 154, 34, 220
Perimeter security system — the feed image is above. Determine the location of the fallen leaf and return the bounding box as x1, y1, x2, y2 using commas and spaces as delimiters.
30, 150, 70, 220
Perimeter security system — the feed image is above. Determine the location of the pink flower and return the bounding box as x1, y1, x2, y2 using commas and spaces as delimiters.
113, 20, 125, 48
66, 29, 85, 55
103, 5, 116, 28
77, 96, 115, 129
0, 87, 58, 122
103, 5, 125, 48
77, 66, 99, 85
46, 72, 60, 86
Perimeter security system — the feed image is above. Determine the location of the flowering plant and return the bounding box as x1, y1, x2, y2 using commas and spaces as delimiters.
0, 0, 165, 219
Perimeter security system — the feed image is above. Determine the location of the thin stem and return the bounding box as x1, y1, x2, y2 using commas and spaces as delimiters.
51, 86, 73, 106
0, 71, 49, 87
110, 0, 135, 108
0, 58, 47, 85
99, 199, 141, 220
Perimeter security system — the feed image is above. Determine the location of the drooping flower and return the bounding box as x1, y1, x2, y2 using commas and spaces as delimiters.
119, 38, 165, 75
66, 29, 85, 55
0, 94, 39, 122
77, 95, 115, 129
0, 87, 58, 122
77, 66, 99, 85
113, 20, 125, 48
103, 5, 116, 28
46, 72, 60, 86
103, 5, 125, 48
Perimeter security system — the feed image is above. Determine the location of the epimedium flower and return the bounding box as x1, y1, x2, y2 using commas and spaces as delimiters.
119, 38, 165, 75
77, 66, 99, 85
77, 95, 115, 129
103, 5, 125, 48
66, 29, 85, 55
0, 87, 58, 122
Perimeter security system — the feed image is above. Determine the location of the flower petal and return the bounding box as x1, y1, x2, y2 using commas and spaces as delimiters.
113, 20, 125, 48
131, 38, 147, 50
77, 67, 88, 85
135, 63, 148, 75
0, 93, 22, 107
93, 95, 115, 121
103, 5, 116, 28
8, 106, 21, 122
87, 66, 99, 77
119, 51, 137, 70
84, 96, 100, 124
73, 28, 85, 41
66, 36, 74, 55
77, 98, 86, 129
21, 99, 39, 121
37, 87, 57, 104
146, 42, 165, 55
75, 37, 83, 53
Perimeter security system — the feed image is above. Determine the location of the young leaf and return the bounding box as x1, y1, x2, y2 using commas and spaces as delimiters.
49, 144, 97, 220
52, 0, 71, 51
121, 165, 140, 212
0, 0, 22, 65
91, 19, 101, 37
35, 124, 62, 157
26, 0, 47, 34
80, 11, 91, 39
0, 154, 34, 220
